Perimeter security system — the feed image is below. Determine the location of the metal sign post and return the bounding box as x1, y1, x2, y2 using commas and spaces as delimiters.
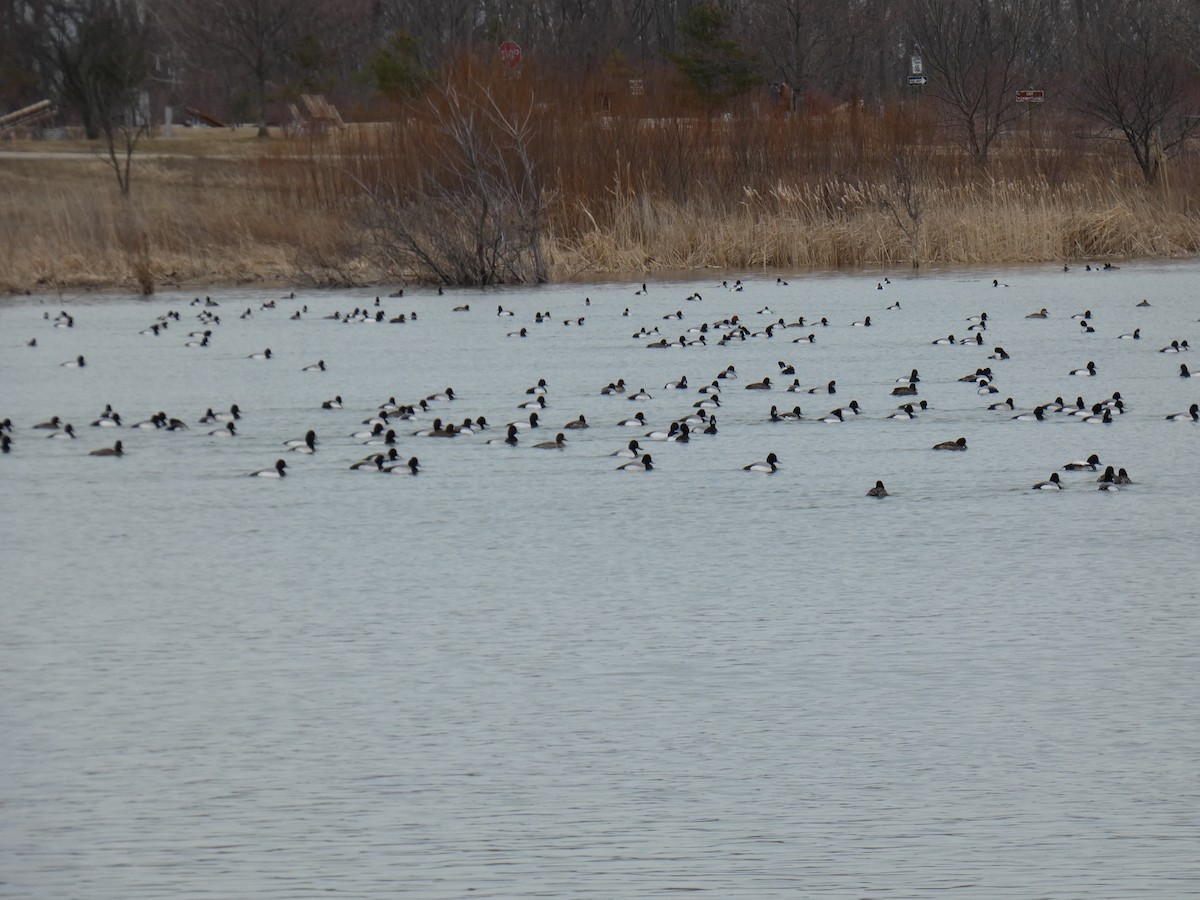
1016, 90, 1045, 149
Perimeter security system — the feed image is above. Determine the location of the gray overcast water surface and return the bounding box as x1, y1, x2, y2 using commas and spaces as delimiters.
2, 262, 1198, 898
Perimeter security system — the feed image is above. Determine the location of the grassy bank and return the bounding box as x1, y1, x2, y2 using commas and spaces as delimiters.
2, 116, 1198, 295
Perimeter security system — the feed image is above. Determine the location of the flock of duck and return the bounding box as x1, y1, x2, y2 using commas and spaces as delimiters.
4, 270, 1196, 496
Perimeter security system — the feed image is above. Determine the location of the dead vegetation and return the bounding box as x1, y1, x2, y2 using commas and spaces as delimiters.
1, 89, 1198, 294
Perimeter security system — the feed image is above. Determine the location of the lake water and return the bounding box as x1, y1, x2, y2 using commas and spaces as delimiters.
2, 262, 1198, 898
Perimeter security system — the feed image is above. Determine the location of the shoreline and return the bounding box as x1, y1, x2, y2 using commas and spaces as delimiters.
4, 131, 1198, 298
4, 253, 1194, 304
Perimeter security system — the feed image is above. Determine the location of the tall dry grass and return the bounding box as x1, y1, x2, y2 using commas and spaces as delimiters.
2, 69, 1198, 293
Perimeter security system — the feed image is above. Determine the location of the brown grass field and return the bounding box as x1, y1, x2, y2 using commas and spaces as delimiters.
2, 107, 1198, 295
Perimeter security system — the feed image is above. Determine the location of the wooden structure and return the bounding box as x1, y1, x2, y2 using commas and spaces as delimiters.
0, 100, 56, 136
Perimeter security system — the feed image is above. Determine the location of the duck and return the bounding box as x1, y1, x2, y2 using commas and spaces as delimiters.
1, 435, 10, 453
618, 412, 646, 427
932, 437, 967, 450
1012, 406, 1046, 421
611, 440, 642, 458
852, 316, 872, 327
248, 348, 272, 360
33, 416, 62, 430
426, 388, 455, 402
664, 375, 689, 389
60, 355, 86, 368
743, 452, 780, 473
897, 369, 920, 384
617, 453, 653, 471
628, 388, 652, 400
1159, 340, 1189, 353
1166, 403, 1199, 422
716, 365, 738, 379
350, 450, 397, 470
744, 377, 772, 390
89, 440, 124, 457
509, 412, 540, 432
989, 347, 1011, 360
214, 404, 241, 423
866, 480, 889, 497
989, 397, 1014, 411
518, 396, 547, 410
693, 396, 720, 409
48, 424, 76, 439
1115, 468, 1133, 484
601, 379, 627, 395
564, 415, 589, 429
488, 425, 521, 445
286, 430, 318, 453
352, 422, 386, 440
91, 412, 122, 427
364, 428, 397, 445
1026, 308, 1049, 318
250, 459, 287, 478
526, 379, 549, 395
1084, 409, 1112, 424
888, 404, 917, 420
668, 424, 691, 443
821, 408, 844, 423
1063, 454, 1101, 471
1118, 328, 1141, 340
1070, 361, 1097, 376
645, 422, 679, 441
533, 432, 567, 449
208, 422, 236, 437
321, 396, 343, 410
931, 334, 955, 345
1096, 465, 1117, 483
1032, 473, 1062, 490
507, 327, 528, 338
1181, 364, 1194, 378
777, 362, 795, 375
382, 457, 420, 475
977, 379, 999, 395
892, 383, 918, 396
132, 412, 166, 429
302, 360, 326, 372
497, 305, 514, 316
698, 381, 722, 394
807, 380, 836, 394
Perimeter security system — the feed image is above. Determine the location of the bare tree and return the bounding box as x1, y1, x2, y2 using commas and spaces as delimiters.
355, 80, 554, 285
878, 147, 928, 268
167, 0, 367, 136
741, 0, 849, 108
1074, 1, 1200, 184
905, 0, 1046, 166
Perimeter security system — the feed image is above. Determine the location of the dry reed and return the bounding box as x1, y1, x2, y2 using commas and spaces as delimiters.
1, 80, 1197, 293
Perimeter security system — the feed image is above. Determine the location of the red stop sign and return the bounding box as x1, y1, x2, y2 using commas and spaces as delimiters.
499, 41, 522, 69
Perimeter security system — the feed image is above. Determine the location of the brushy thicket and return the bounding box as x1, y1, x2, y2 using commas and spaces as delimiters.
3, 60, 1198, 294
278, 61, 1200, 286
